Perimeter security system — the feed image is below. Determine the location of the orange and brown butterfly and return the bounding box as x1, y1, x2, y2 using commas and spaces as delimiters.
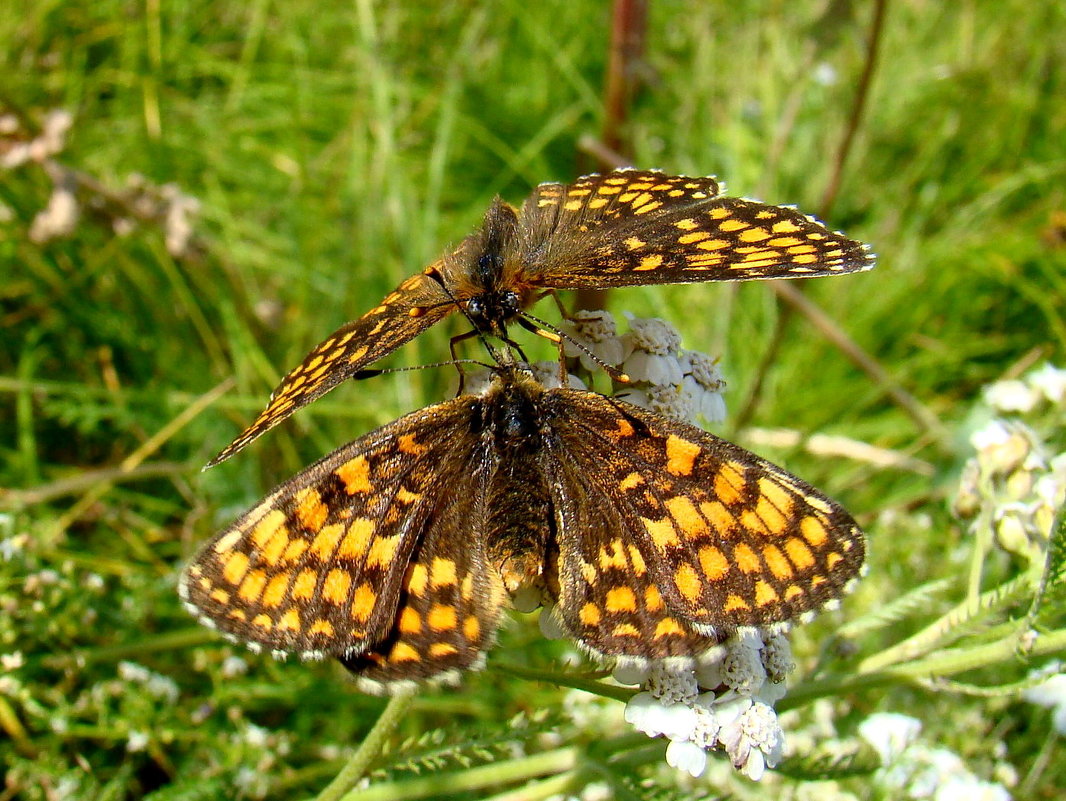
181, 363, 865, 693
205, 170, 874, 467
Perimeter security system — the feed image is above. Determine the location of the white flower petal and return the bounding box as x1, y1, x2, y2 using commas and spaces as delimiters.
1027, 363, 1066, 404
666, 739, 708, 778
857, 712, 922, 764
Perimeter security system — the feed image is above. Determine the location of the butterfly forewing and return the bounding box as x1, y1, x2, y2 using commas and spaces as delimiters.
182, 394, 483, 660
522, 171, 723, 234
206, 267, 454, 467
523, 177, 873, 288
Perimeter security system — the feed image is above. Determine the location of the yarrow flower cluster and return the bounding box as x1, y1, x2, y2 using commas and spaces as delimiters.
561, 310, 727, 425
618, 630, 791, 780
1022, 661, 1066, 735
857, 712, 1013, 800
953, 363, 1066, 565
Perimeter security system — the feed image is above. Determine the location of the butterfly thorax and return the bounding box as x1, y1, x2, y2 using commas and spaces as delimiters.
452, 197, 532, 335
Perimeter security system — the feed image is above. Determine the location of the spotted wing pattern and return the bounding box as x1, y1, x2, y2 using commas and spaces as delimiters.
547, 388, 865, 633
522, 170, 873, 287
182, 394, 492, 663
185, 367, 865, 691
208, 170, 872, 468
205, 268, 453, 468
546, 451, 725, 659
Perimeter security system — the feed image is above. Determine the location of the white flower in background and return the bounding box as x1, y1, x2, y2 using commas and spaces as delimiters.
29, 179, 79, 243
1028, 363, 1066, 404
126, 729, 149, 753
620, 315, 684, 385
1023, 665, 1066, 735
813, 62, 839, 86
161, 183, 201, 258
859, 711, 1013, 800
561, 310, 626, 371
1, 108, 73, 168
954, 366, 1065, 564
985, 379, 1039, 414
117, 661, 180, 703
858, 712, 923, 763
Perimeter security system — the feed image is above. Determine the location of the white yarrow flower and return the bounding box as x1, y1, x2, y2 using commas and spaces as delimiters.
666, 738, 708, 777
620, 316, 684, 385
858, 712, 923, 764
1028, 363, 1066, 404
537, 605, 568, 641
1023, 668, 1066, 735
680, 351, 728, 423
529, 360, 586, 390
985, 379, 1039, 414
561, 310, 626, 370
718, 698, 784, 780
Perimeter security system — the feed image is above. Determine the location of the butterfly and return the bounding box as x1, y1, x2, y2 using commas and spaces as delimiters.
181, 364, 865, 693
205, 170, 874, 467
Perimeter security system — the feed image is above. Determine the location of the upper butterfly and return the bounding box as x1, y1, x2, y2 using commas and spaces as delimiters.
206, 170, 874, 467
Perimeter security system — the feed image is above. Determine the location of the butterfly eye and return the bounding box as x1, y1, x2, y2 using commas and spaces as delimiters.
465, 295, 487, 319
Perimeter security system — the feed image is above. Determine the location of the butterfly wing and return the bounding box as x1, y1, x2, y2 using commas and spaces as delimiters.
519, 170, 874, 287
182, 392, 505, 675
338, 486, 509, 691
206, 268, 454, 467
544, 387, 865, 634
543, 450, 726, 660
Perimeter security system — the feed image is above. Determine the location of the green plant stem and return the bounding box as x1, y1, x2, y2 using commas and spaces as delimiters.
315, 687, 416, 801
334, 746, 579, 801
492, 662, 631, 702
40, 628, 221, 669
858, 571, 1038, 672
0, 696, 36, 758
781, 626, 1066, 711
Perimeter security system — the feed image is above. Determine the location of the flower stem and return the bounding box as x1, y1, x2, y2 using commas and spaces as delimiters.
315, 687, 416, 801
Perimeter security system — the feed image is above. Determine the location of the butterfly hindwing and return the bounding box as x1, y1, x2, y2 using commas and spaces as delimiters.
339, 487, 509, 689
547, 388, 865, 632
545, 450, 726, 660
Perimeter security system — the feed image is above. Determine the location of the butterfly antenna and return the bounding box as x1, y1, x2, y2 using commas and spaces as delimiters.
416, 266, 511, 386
518, 311, 630, 384
352, 359, 489, 381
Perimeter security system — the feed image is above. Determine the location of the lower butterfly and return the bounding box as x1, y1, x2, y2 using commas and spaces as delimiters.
181, 364, 864, 693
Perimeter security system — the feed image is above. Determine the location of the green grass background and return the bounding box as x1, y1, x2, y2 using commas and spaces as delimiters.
2, 1, 1064, 798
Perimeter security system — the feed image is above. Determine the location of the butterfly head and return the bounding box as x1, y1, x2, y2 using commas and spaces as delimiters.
455, 197, 525, 334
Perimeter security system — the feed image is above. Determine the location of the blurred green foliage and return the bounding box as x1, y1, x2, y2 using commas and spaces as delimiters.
1, 0, 1064, 798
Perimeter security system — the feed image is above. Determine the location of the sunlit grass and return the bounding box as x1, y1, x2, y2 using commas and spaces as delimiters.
2, 0, 1064, 798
